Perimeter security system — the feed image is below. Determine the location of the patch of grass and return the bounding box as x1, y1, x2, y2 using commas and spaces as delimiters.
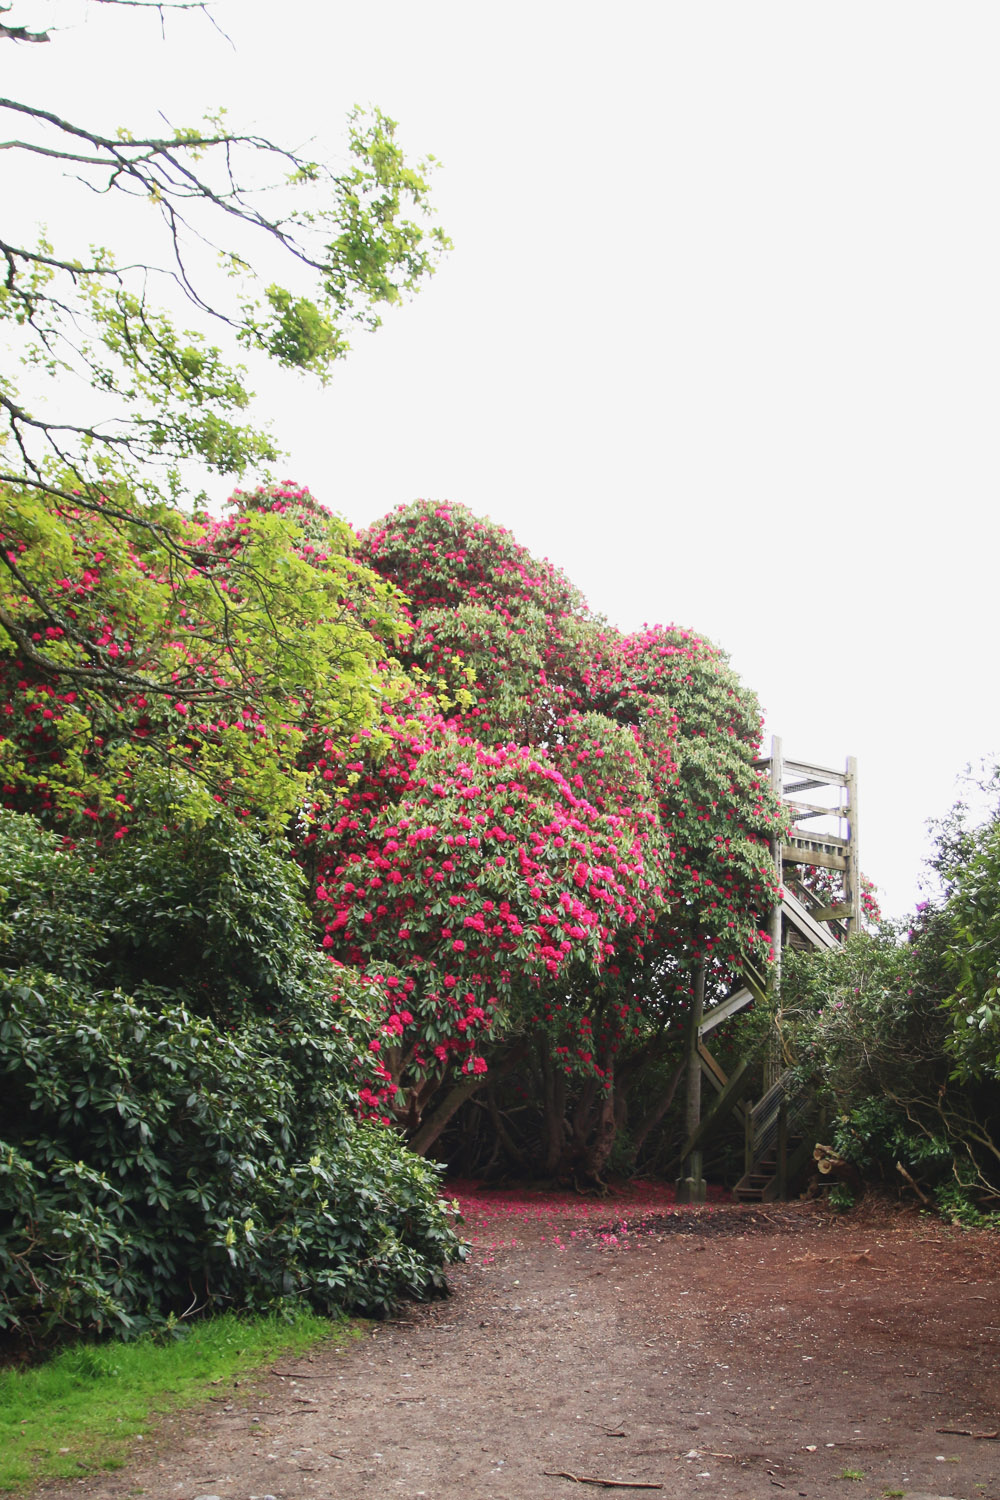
0, 1309, 357, 1494
839, 1470, 865, 1482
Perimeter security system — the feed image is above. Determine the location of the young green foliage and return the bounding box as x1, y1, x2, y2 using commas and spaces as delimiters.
0, 482, 408, 830
1, 3, 447, 713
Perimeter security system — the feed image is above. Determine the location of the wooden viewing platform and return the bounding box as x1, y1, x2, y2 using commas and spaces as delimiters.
675, 736, 859, 1204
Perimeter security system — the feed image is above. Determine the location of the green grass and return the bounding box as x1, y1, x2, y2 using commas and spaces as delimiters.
0, 1309, 358, 1494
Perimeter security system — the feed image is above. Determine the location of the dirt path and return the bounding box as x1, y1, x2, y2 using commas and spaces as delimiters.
33, 1193, 1000, 1500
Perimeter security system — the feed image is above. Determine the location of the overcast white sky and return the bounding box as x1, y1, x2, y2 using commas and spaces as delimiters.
12, 1, 1000, 917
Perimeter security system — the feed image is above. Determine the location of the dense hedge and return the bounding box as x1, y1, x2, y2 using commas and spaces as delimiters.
0, 808, 463, 1340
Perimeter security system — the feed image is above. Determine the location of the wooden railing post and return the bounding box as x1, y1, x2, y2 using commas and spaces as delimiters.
676, 963, 707, 1204
777, 1097, 789, 1201
769, 733, 784, 981
844, 754, 861, 934
764, 735, 784, 1091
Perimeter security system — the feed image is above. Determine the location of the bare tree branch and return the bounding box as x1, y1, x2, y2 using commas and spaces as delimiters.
0, 1, 445, 764
0, 21, 48, 42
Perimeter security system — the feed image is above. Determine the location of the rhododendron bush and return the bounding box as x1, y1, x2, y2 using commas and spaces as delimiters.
0, 486, 468, 1337
304, 722, 660, 1139
302, 499, 786, 1177
2, 482, 784, 1192
0, 806, 463, 1339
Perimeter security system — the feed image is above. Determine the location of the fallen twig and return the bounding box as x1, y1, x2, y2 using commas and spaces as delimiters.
543, 1473, 662, 1490
936, 1427, 999, 1439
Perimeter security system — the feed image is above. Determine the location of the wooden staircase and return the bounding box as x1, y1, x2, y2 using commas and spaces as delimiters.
676, 738, 859, 1203
734, 1068, 815, 1202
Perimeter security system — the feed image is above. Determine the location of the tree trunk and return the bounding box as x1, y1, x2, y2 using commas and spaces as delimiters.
584, 1066, 618, 1181
486, 1082, 530, 1173
407, 1070, 487, 1157
625, 1058, 686, 1169
570, 1076, 600, 1161
408, 1042, 528, 1157
541, 1045, 569, 1176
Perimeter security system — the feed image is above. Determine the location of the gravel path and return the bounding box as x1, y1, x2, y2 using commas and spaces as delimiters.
31, 1196, 1000, 1500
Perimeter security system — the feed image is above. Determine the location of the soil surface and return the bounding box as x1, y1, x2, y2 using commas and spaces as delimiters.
32, 1186, 1000, 1500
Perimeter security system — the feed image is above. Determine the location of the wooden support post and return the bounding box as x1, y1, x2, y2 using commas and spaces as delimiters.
844, 754, 860, 935
777, 1097, 789, 1201
678, 1058, 754, 1163
769, 734, 784, 975
676, 964, 707, 1204
764, 736, 784, 1091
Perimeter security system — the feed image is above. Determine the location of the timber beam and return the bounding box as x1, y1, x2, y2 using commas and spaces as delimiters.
678, 1058, 754, 1163
782, 842, 848, 872
699, 985, 754, 1037
782, 888, 840, 951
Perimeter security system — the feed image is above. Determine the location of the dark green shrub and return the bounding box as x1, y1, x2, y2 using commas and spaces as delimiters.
830, 1098, 952, 1182
0, 810, 463, 1341
776, 926, 1000, 1211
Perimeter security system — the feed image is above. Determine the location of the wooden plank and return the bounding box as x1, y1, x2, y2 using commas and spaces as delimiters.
678, 1059, 754, 1161
697, 1041, 728, 1092
782, 758, 849, 787
698, 1043, 750, 1124
788, 828, 848, 848
742, 963, 769, 1007
782, 887, 840, 950
782, 844, 848, 872
845, 755, 860, 935
699, 986, 753, 1036
676, 965, 707, 1203
789, 841, 848, 862
785, 798, 848, 820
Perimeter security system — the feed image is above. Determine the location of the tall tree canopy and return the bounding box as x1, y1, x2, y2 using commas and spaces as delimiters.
1, 1, 446, 754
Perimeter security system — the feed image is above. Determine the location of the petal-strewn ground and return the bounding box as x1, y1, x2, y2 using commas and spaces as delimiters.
31, 1190, 1000, 1500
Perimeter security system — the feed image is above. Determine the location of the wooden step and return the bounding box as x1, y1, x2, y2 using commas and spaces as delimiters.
733, 1170, 775, 1202
733, 1135, 814, 1203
